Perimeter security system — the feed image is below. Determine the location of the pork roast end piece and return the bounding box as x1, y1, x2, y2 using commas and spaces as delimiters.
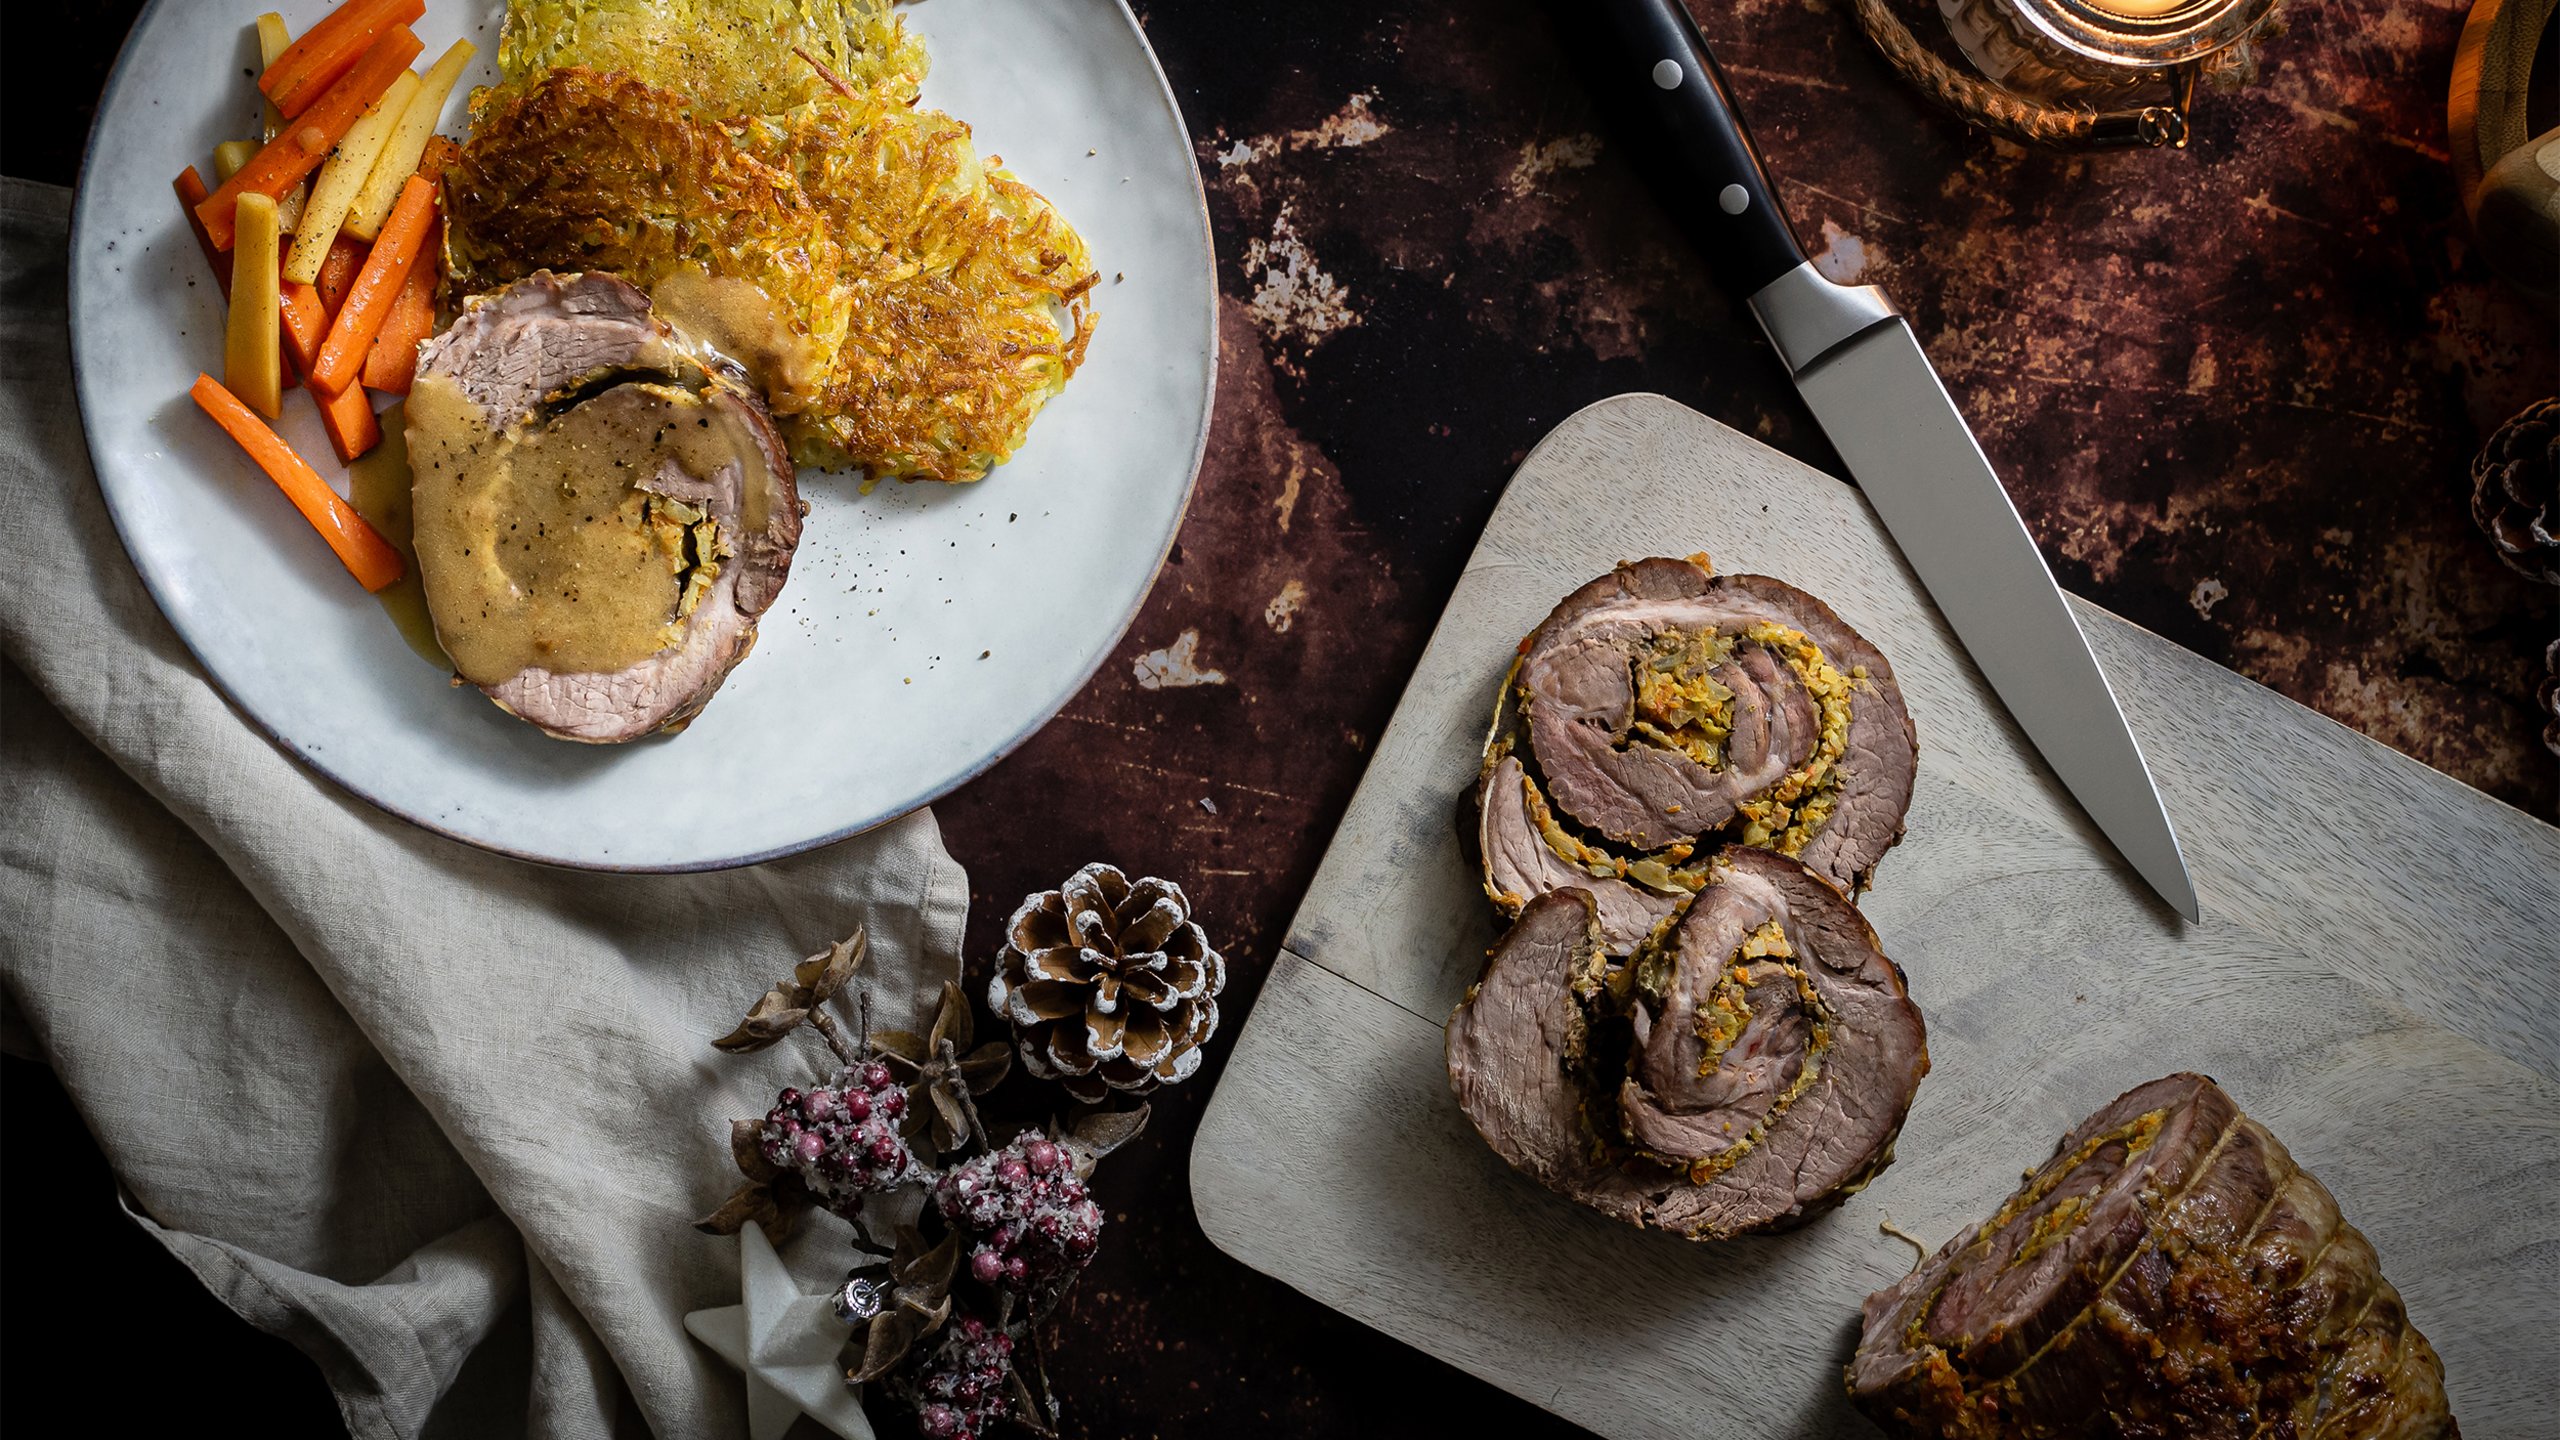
408, 271, 803, 743
1512, 558, 1917, 890
1446, 848, 1927, 1241
1848, 1073, 2458, 1439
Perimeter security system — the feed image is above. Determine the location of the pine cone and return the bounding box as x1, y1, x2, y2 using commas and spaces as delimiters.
990, 863, 1226, 1102
2471, 398, 2560, 585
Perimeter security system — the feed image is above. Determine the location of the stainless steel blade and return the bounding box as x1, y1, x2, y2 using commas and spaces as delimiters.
1790, 318, 2201, 921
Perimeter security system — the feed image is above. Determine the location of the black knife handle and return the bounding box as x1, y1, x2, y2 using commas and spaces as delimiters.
1582, 0, 1808, 300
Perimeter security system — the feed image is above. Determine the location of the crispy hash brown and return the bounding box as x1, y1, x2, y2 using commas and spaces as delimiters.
450, 21, 1096, 483
445, 69, 854, 385
735, 92, 1096, 482
499, 0, 928, 116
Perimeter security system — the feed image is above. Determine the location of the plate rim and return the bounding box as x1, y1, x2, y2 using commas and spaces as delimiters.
67, 0, 1219, 874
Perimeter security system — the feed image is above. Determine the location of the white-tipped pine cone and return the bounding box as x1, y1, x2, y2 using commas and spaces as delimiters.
989, 863, 1225, 1101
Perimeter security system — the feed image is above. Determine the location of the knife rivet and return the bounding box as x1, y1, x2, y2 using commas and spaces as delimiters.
1718, 183, 1750, 215
1651, 58, 1683, 89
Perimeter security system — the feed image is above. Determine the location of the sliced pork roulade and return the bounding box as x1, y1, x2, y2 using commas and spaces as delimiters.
1473, 750, 1692, 956
1503, 558, 1916, 893
408, 271, 803, 742
1446, 847, 1927, 1241
1848, 1073, 2457, 1439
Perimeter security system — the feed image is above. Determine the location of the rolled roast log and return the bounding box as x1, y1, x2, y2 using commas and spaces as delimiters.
1849, 1073, 2457, 1439
1446, 846, 1927, 1240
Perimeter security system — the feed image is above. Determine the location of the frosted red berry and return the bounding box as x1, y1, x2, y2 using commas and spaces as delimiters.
902, 1312, 1016, 1440
758, 1062, 916, 1215
932, 1134, 1105, 1311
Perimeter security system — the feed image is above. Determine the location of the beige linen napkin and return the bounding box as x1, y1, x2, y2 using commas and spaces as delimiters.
0, 177, 969, 1439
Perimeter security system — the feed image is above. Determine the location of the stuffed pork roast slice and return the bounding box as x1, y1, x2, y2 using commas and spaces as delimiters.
408, 272, 803, 742
1474, 751, 1689, 957
1447, 847, 1927, 1240
1849, 1073, 2457, 1439
1510, 559, 1916, 890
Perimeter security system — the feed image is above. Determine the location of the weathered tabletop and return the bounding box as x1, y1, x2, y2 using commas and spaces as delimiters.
1193, 393, 2560, 1437
10, 0, 2555, 1435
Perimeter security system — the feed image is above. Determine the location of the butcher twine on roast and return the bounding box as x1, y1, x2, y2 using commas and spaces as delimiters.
1446, 847, 1928, 1240
1849, 1073, 2457, 1439
407, 272, 803, 743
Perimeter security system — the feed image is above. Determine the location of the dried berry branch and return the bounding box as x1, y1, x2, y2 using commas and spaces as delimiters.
704, 919, 1149, 1439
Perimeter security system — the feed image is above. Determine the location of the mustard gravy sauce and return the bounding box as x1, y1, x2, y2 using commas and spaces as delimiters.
407, 371, 761, 685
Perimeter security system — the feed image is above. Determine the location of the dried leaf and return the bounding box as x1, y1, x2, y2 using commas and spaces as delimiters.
711, 988, 812, 1053
693, 1181, 777, 1235
1007, 1370, 1044, 1433
793, 929, 867, 1009
713, 931, 870, 1052
764, 1199, 803, 1245
930, 1086, 969, 1152
1067, 1102, 1149, 1162
873, 1029, 928, 1067
898, 1098, 939, 1163
890, 1221, 927, 1263
900, 1289, 952, 1334
850, 1309, 919, 1383
931, 980, 974, 1051
730, 1119, 780, 1183
897, 1227, 961, 1292
1010, 1325, 1059, 1434
959, 1041, 1012, 1093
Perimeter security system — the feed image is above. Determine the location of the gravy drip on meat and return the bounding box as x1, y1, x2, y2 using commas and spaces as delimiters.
408, 366, 775, 686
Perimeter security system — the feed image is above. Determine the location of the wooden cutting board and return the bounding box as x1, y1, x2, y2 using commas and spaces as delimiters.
1190, 395, 2560, 1437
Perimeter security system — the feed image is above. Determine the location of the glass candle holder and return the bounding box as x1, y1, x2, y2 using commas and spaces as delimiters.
1939, 0, 2282, 98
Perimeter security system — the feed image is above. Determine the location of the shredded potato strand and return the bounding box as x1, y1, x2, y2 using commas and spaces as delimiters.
447, 61, 1096, 484
498, 0, 928, 117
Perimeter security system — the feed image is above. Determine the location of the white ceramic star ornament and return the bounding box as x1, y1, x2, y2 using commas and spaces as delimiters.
684, 1220, 878, 1440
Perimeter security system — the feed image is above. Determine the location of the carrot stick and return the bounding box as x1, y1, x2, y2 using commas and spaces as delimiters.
361, 217, 437, 395
198, 25, 422, 250
174, 167, 231, 297
316, 234, 367, 318
260, 0, 425, 120
310, 174, 433, 395
314, 376, 383, 463
282, 277, 330, 377
189, 374, 403, 591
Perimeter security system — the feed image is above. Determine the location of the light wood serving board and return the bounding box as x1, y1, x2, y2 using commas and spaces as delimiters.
1191, 395, 2560, 1437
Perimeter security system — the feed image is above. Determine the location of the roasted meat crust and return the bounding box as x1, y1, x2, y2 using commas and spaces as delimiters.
1849, 1073, 2458, 1440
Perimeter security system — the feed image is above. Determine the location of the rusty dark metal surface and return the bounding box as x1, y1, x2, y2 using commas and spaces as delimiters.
9, 0, 2554, 1436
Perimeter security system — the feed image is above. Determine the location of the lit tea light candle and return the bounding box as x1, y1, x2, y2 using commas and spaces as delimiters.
1938, 0, 2278, 99
2080, 0, 2195, 17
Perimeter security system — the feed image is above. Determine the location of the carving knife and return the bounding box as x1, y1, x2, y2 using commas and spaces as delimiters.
1583, 0, 2202, 920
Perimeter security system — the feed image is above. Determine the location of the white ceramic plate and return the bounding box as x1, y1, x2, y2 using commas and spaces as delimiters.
72, 0, 1214, 870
